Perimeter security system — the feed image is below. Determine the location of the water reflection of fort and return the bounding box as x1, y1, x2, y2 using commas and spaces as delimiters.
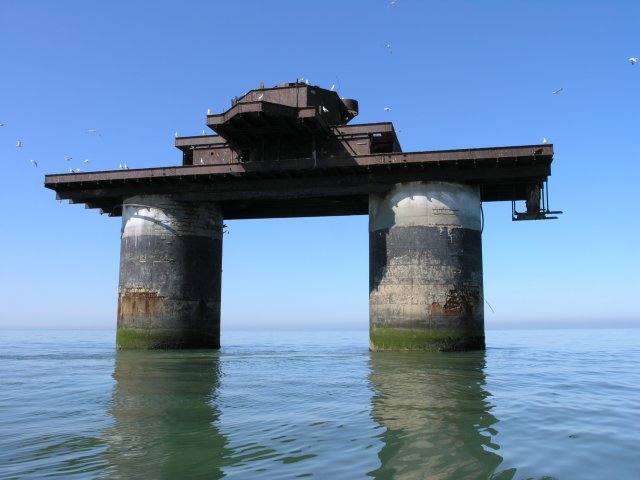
102, 350, 508, 478
368, 351, 507, 480
102, 351, 230, 479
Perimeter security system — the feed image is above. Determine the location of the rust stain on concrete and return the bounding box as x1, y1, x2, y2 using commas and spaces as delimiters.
117, 288, 165, 321
429, 288, 480, 317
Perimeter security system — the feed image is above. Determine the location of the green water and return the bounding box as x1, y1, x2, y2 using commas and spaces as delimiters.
0, 329, 638, 479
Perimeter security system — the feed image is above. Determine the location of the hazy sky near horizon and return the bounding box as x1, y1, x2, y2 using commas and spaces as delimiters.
1, 1, 639, 330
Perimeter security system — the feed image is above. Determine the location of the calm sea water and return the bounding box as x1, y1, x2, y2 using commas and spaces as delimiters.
0, 329, 638, 479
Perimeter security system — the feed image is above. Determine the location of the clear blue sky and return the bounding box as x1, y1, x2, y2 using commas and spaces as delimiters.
1, 1, 638, 330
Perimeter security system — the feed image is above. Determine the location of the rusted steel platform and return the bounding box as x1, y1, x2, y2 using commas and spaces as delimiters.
45, 82, 553, 220
45, 144, 552, 219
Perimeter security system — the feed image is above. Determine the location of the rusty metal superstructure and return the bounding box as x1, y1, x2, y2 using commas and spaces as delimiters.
45, 81, 560, 350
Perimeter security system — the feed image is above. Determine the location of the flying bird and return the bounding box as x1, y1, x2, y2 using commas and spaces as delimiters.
29, 159, 38, 167
542, 137, 548, 144
0, 123, 5, 127
629, 57, 638, 65
257, 93, 264, 100
321, 106, 329, 113
16, 140, 23, 147
86, 129, 101, 137
385, 43, 393, 53
83, 159, 90, 164
552, 88, 563, 95
65, 155, 73, 162
207, 108, 211, 115
330, 84, 335, 91
174, 131, 178, 138
384, 107, 392, 112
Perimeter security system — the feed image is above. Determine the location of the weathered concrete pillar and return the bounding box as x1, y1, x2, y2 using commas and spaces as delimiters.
369, 181, 484, 351
117, 195, 223, 349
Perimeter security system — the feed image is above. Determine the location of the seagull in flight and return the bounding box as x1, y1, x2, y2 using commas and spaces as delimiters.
330, 84, 335, 91
86, 128, 101, 137
321, 106, 329, 113
0, 123, 5, 127
542, 137, 548, 144
16, 140, 23, 147
552, 88, 563, 95
29, 159, 38, 167
629, 57, 638, 65
385, 43, 393, 53
384, 106, 392, 112
83, 159, 90, 164
257, 93, 264, 100
65, 155, 73, 162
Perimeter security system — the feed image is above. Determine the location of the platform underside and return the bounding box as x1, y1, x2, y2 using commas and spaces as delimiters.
45, 145, 552, 220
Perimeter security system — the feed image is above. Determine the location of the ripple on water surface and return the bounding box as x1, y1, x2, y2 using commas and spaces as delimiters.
0, 329, 639, 479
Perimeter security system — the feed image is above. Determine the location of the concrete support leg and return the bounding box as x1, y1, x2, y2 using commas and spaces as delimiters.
117, 195, 223, 349
369, 181, 484, 351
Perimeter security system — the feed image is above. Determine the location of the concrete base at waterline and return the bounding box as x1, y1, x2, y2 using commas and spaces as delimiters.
116, 195, 223, 349
369, 182, 485, 351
